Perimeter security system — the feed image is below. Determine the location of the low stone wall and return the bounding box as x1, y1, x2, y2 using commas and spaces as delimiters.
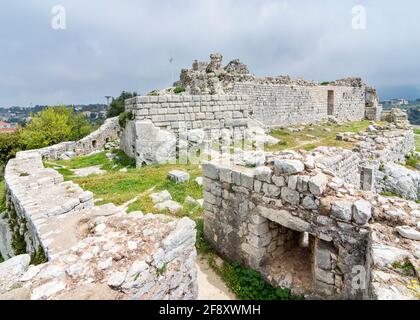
311, 147, 361, 187
232, 83, 366, 127
0, 118, 198, 300
26, 117, 120, 160
202, 150, 420, 299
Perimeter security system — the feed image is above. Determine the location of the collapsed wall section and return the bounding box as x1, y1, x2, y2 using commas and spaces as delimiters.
27, 117, 120, 160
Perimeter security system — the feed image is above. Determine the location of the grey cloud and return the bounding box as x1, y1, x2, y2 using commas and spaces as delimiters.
0, 0, 419, 106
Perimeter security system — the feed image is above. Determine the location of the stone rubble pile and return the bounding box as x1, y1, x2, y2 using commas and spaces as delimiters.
336, 122, 415, 164
173, 53, 364, 95
0, 213, 197, 300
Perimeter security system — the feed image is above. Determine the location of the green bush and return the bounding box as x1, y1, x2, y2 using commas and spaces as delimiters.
147, 90, 158, 96
0, 131, 24, 170
173, 86, 186, 94
118, 111, 134, 128
320, 81, 330, 86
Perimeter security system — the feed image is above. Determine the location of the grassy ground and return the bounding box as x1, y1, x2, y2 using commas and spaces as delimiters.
415, 132, 420, 152
0, 180, 5, 213
45, 151, 203, 216
267, 120, 378, 152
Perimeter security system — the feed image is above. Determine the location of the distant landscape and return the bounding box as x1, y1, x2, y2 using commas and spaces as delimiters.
381, 98, 420, 125
0, 103, 108, 126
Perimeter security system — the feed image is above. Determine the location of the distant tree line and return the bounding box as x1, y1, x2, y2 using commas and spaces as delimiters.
408, 107, 420, 125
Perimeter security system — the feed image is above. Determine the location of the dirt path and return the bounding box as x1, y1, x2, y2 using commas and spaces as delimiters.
196, 255, 235, 300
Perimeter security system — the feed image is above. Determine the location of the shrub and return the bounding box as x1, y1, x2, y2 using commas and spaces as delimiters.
173, 86, 186, 94
148, 90, 158, 96
320, 81, 330, 86
118, 111, 134, 128
107, 91, 137, 118
0, 131, 23, 171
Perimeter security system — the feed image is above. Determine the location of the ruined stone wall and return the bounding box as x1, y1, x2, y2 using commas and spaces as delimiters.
202, 152, 372, 299
311, 147, 362, 187
338, 124, 415, 165
202, 150, 420, 300
232, 83, 366, 127
26, 117, 120, 160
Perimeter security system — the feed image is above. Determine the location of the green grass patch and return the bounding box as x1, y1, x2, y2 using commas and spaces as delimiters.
414, 129, 420, 135
267, 120, 382, 152
405, 155, 418, 169
51, 152, 110, 169
381, 191, 402, 198
208, 256, 302, 300
70, 162, 202, 208
392, 260, 416, 277
44, 150, 136, 181
415, 135, 420, 152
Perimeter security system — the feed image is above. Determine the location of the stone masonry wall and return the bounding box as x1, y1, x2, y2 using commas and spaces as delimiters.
202, 150, 420, 299
124, 94, 250, 134
232, 83, 366, 127
202, 152, 373, 299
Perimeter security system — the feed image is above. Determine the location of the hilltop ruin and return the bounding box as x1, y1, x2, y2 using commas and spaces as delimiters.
0, 54, 418, 300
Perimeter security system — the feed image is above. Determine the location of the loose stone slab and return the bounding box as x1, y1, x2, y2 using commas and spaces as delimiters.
395, 226, 420, 241
150, 190, 172, 204
154, 200, 183, 213
168, 170, 190, 184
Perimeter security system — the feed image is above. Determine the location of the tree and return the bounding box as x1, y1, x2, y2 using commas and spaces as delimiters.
107, 91, 137, 118
19, 106, 91, 150
0, 131, 23, 171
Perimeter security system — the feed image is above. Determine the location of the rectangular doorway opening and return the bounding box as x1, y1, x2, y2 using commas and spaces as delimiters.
265, 223, 315, 295
327, 90, 334, 115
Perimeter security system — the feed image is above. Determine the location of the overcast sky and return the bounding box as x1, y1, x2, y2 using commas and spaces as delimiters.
0, 0, 419, 107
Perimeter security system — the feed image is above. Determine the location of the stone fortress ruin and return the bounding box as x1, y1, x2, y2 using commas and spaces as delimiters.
0, 53, 418, 300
